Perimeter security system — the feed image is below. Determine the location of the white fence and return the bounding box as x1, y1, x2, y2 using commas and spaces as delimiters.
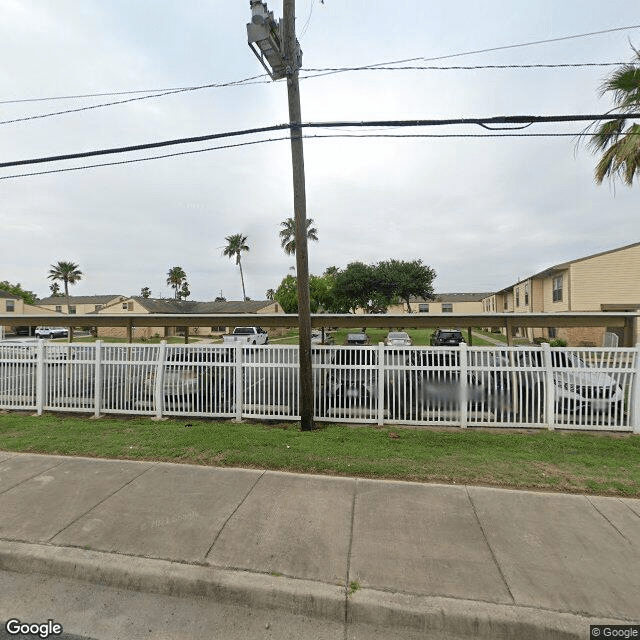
0, 341, 639, 432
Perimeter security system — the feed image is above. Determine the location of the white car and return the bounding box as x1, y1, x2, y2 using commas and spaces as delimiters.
384, 331, 412, 347
35, 326, 68, 339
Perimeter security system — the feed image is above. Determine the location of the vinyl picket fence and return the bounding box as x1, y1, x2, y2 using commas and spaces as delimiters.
0, 340, 639, 432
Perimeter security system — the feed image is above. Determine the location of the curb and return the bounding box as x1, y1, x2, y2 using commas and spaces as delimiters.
0, 540, 628, 639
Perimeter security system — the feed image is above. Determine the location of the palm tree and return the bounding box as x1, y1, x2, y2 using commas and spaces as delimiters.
265, 288, 275, 300
166, 266, 187, 300
587, 46, 640, 186
279, 217, 318, 255
47, 261, 82, 312
222, 233, 250, 300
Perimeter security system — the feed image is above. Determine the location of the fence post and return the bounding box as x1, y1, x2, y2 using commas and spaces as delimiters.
458, 342, 468, 428
542, 342, 555, 430
35, 339, 45, 416
234, 343, 243, 422
377, 342, 385, 426
154, 341, 167, 420
94, 341, 102, 418
631, 343, 640, 434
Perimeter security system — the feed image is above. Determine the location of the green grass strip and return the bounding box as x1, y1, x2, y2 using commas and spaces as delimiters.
0, 412, 638, 497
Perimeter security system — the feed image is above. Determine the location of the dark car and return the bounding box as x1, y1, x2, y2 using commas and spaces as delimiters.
344, 332, 370, 346
430, 329, 465, 346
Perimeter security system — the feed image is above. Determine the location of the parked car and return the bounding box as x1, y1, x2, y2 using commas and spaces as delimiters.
384, 331, 412, 347
344, 332, 370, 346
221, 326, 269, 345
512, 349, 625, 416
430, 329, 465, 346
143, 348, 233, 411
325, 346, 377, 408
35, 326, 68, 339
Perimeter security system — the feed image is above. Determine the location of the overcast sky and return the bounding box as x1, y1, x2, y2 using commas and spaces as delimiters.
1, 1, 638, 302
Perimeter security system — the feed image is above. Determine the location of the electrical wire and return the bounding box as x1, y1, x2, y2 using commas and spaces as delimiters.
3, 23, 638, 106
2, 129, 639, 182
0, 74, 269, 125
2, 114, 639, 173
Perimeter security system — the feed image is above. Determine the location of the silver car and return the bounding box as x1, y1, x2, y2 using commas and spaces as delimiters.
384, 331, 412, 346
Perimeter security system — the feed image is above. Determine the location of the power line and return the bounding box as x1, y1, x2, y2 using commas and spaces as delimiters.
0, 74, 268, 125
303, 62, 627, 72
3, 22, 638, 107
1, 113, 639, 170
2, 129, 639, 182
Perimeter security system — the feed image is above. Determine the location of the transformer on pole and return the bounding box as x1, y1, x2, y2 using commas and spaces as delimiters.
246, 0, 314, 431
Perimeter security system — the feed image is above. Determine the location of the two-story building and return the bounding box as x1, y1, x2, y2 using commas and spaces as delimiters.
482, 242, 640, 346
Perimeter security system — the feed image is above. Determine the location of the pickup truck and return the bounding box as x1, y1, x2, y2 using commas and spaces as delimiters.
222, 326, 269, 345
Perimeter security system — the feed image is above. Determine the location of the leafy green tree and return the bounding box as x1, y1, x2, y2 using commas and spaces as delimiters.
49, 282, 63, 297
377, 259, 436, 312
47, 261, 82, 312
274, 275, 299, 313
587, 46, 640, 186
222, 233, 250, 300
279, 217, 318, 255
333, 262, 390, 313
0, 281, 37, 305
166, 266, 187, 300
140, 286, 151, 298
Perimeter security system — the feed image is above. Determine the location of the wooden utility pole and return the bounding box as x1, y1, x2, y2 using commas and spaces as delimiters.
283, 0, 314, 431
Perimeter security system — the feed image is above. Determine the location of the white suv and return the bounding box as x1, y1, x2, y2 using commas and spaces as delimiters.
35, 326, 68, 338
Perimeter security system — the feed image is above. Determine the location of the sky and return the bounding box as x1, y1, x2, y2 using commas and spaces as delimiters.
1, 1, 639, 302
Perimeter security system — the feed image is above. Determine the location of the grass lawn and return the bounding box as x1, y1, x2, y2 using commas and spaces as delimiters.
0, 412, 638, 497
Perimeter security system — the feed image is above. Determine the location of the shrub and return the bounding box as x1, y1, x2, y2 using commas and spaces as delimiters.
549, 338, 568, 347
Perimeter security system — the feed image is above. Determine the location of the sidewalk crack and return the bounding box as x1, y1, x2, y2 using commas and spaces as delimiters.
586, 497, 630, 544
203, 469, 266, 560
343, 477, 358, 640
0, 459, 67, 497
47, 462, 159, 542
465, 485, 515, 604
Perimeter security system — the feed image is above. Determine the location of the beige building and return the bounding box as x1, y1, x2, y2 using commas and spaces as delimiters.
0, 289, 61, 336
96, 297, 284, 340
483, 242, 640, 346
390, 292, 491, 315
36, 294, 128, 316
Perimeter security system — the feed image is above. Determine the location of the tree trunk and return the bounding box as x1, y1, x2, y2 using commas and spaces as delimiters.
238, 258, 247, 301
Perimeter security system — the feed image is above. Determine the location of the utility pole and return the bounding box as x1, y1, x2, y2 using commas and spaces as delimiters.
247, 1, 314, 430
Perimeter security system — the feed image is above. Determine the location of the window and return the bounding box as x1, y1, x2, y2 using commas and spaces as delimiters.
503, 298, 508, 310
524, 283, 529, 306
418, 303, 429, 313
515, 288, 520, 307
6, 300, 15, 312
442, 303, 453, 313
548, 327, 557, 339
68, 306, 76, 314
552, 275, 563, 302
122, 302, 133, 311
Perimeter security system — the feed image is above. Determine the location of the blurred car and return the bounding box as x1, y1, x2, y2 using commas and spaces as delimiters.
430, 329, 465, 346
344, 332, 370, 346
384, 331, 412, 347
325, 346, 377, 408
35, 326, 69, 339
143, 348, 233, 411
512, 349, 625, 415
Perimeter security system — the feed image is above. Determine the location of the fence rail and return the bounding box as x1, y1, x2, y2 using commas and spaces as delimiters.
0, 341, 638, 432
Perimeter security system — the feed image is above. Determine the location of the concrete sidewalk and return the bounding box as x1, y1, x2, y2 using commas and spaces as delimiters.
0, 452, 637, 639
